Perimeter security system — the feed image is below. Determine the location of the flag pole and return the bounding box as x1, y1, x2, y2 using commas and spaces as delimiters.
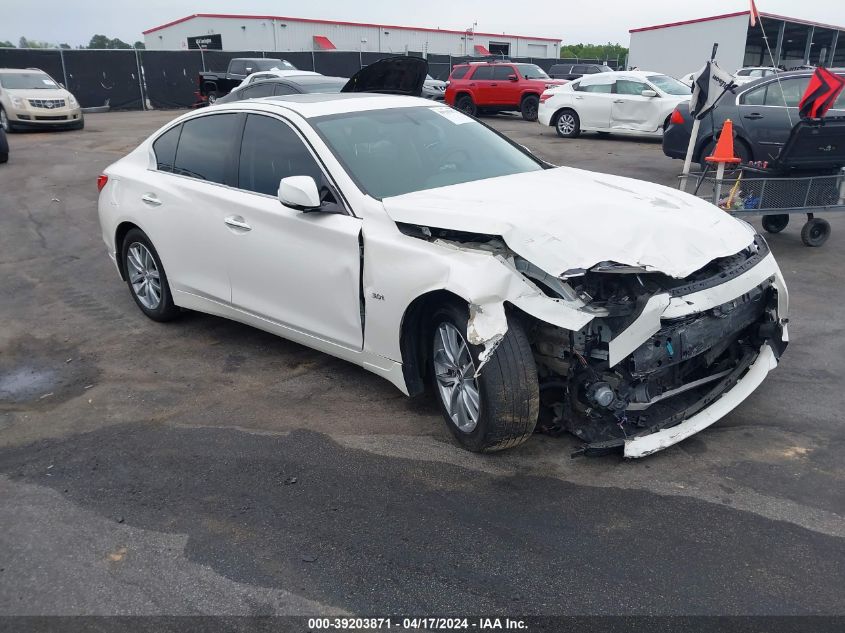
680, 43, 719, 192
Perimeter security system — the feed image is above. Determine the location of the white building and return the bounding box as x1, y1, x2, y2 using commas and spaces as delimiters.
628, 10, 845, 79
143, 13, 561, 58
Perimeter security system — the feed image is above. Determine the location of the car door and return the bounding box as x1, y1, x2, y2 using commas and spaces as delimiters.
573, 80, 613, 129
223, 113, 364, 349
491, 65, 518, 105
610, 79, 660, 131
140, 113, 242, 303
737, 76, 812, 158
469, 65, 495, 105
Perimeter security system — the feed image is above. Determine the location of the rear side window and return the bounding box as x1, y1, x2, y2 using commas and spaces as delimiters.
615, 80, 648, 95
173, 114, 241, 184
550, 65, 571, 75
576, 82, 612, 93
450, 66, 469, 80
238, 114, 323, 196
241, 83, 275, 99
472, 66, 494, 80
153, 125, 181, 173
573, 65, 588, 74
274, 83, 299, 95
742, 77, 811, 107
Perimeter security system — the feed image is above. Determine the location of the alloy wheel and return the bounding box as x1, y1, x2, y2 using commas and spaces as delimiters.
433, 322, 480, 433
0, 109, 9, 132
127, 242, 162, 310
557, 113, 576, 136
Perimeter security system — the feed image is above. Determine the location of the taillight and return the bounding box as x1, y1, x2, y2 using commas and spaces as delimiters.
670, 108, 685, 125
540, 92, 553, 103
97, 174, 108, 192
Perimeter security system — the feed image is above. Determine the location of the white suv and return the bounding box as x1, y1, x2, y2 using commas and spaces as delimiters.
0, 68, 83, 132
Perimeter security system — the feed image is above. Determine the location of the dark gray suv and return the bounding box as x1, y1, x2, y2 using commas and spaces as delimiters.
663, 69, 845, 165
548, 63, 613, 80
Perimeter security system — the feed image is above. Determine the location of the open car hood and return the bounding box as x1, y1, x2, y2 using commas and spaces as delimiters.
382, 167, 756, 279
341, 56, 428, 97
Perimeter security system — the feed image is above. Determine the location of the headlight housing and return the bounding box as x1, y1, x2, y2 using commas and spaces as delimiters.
10, 96, 24, 108
68, 94, 78, 107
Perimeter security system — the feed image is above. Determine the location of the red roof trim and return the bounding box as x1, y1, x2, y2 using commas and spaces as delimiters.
630, 11, 845, 34
142, 13, 561, 42
629, 11, 749, 33
313, 35, 337, 50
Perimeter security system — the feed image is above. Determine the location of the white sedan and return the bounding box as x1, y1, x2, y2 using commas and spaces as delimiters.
97, 61, 788, 457
538, 70, 691, 138
236, 69, 322, 89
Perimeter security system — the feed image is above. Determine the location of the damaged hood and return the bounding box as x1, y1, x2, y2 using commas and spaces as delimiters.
382, 167, 755, 279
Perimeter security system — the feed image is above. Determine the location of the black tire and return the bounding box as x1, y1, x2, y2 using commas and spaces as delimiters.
553, 109, 580, 138
800, 218, 831, 247
428, 302, 539, 452
120, 228, 181, 322
455, 94, 477, 117
762, 214, 789, 234
0, 152, 7, 164
206, 90, 219, 105
0, 106, 11, 133
699, 138, 751, 167
521, 95, 540, 121
70, 117, 84, 131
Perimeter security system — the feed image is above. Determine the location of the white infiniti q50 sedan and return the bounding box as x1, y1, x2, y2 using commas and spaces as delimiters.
97, 59, 788, 458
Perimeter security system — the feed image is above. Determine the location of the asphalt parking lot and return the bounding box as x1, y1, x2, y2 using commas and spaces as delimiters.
1, 110, 844, 616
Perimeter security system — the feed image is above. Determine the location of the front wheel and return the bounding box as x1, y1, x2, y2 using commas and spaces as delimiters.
429, 303, 539, 452
521, 95, 540, 121
553, 109, 580, 138
121, 229, 181, 322
0, 106, 11, 133
801, 217, 830, 247
206, 91, 219, 105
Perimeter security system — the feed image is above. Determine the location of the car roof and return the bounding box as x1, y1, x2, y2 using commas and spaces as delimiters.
739, 67, 845, 90
217, 93, 437, 118
247, 75, 346, 88
577, 70, 664, 81
0, 68, 51, 74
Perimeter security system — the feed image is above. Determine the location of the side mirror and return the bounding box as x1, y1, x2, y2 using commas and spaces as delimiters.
508, 74, 518, 82
278, 176, 322, 211
245, 67, 254, 73
641, 89, 658, 98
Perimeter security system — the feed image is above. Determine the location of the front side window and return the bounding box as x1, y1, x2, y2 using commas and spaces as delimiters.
742, 77, 811, 107
514, 64, 550, 79
492, 66, 514, 80
229, 60, 247, 75
238, 114, 323, 197
241, 83, 275, 99
0, 71, 59, 89
312, 106, 543, 199
172, 113, 241, 184
615, 80, 649, 95
577, 82, 612, 93
152, 124, 181, 172
573, 65, 588, 75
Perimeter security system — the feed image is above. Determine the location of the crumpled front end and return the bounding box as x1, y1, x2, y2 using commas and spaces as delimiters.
530, 235, 788, 457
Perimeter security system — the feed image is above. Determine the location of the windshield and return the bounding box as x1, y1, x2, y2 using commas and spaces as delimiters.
647, 74, 691, 95
515, 64, 550, 80
0, 72, 59, 90
261, 59, 294, 70
312, 106, 544, 199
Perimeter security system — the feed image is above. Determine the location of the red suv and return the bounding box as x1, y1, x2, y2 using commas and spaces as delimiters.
445, 61, 568, 121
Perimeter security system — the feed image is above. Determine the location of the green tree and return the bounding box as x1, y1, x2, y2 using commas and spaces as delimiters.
18, 36, 53, 48
560, 42, 628, 63
87, 34, 132, 49
133, 41, 146, 49
0, 40, 14, 48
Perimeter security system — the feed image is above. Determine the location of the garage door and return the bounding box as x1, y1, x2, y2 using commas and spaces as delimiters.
527, 44, 546, 57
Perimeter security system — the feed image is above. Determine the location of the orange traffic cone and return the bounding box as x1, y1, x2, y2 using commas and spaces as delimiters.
705, 119, 741, 164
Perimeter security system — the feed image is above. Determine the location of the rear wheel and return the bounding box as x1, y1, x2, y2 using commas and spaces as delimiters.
428, 302, 539, 452
121, 229, 181, 322
521, 95, 540, 121
455, 94, 477, 117
553, 109, 580, 138
206, 90, 219, 105
762, 214, 789, 234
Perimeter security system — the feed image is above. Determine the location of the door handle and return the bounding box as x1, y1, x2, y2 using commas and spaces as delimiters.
224, 216, 252, 231
744, 113, 764, 120
490, 83, 498, 86
613, 99, 625, 103
141, 194, 162, 207
574, 96, 584, 100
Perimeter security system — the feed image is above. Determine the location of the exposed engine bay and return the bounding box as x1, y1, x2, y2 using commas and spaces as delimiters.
399, 224, 788, 456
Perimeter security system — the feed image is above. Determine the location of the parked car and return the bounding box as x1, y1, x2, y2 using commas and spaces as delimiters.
422, 74, 447, 100
235, 70, 322, 89
538, 71, 691, 138
198, 58, 298, 104
215, 75, 348, 104
663, 68, 845, 165
445, 61, 568, 120
0, 68, 84, 131
0, 126, 8, 163
733, 66, 780, 86
548, 63, 613, 80
97, 56, 788, 458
